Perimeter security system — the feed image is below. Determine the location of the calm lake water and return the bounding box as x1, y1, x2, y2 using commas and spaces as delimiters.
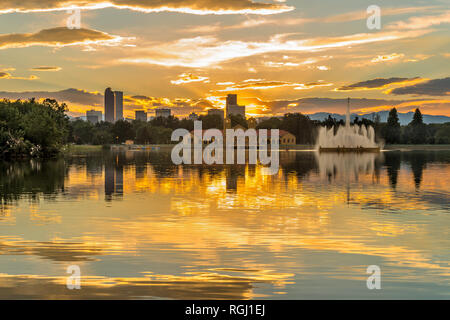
0, 149, 449, 299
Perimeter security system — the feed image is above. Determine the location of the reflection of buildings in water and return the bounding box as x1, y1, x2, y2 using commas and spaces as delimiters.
135, 165, 147, 180
105, 160, 124, 201
315, 152, 383, 182
226, 165, 246, 191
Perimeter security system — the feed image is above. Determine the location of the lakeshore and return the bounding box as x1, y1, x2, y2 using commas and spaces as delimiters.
65, 144, 450, 154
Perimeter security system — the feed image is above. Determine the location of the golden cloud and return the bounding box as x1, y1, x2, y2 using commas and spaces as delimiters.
0, 72, 38, 80
371, 53, 405, 63
0, 0, 293, 15
0, 27, 130, 50
120, 29, 430, 68
214, 79, 332, 92
171, 73, 210, 85
336, 77, 425, 92
30, 66, 62, 72
387, 11, 450, 30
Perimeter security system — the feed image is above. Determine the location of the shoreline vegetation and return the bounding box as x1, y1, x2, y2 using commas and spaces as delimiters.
64, 143, 450, 153
1, 98, 450, 159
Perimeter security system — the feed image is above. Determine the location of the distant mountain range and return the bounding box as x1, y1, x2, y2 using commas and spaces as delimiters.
307, 111, 450, 125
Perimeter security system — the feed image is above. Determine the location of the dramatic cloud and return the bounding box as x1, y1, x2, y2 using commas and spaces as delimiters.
215, 80, 332, 91
30, 66, 62, 71
182, 17, 308, 33
348, 53, 432, 68
0, 0, 293, 15
371, 53, 405, 63
387, 11, 450, 30
0, 27, 130, 50
294, 81, 333, 90
1, 88, 450, 118
0, 88, 103, 105
389, 78, 450, 96
121, 30, 429, 68
245, 97, 450, 116
0, 72, 38, 80
171, 73, 209, 85
321, 6, 441, 23
337, 77, 423, 91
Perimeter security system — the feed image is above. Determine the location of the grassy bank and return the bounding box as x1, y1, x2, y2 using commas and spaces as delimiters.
63, 144, 104, 153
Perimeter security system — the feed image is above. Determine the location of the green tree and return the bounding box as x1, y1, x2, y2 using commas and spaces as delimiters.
229, 114, 248, 128
197, 114, 223, 130
434, 123, 450, 144
135, 125, 152, 144
256, 117, 281, 129
280, 113, 315, 144
382, 108, 401, 144
111, 120, 135, 143
0, 98, 69, 158
404, 108, 428, 144
70, 120, 94, 144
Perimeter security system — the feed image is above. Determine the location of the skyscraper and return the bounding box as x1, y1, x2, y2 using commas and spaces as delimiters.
155, 108, 171, 118
115, 91, 123, 121
86, 110, 102, 123
104, 87, 115, 123
135, 110, 147, 121
225, 94, 245, 118
226, 94, 237, 106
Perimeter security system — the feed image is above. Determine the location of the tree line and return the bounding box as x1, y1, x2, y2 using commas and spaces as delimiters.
1, 98, 450, 159
380, 108, 450, 144
0, 99, 69, 158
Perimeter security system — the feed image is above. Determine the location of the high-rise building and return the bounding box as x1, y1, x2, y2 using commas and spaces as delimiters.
115, 91, 123, 121
104, 88, 115, 123
155, 108, 171, 118
226, 94, 237, 106
207, 108, 224, 119
86, 110, 102, 123
135, 110, 147, 122
225, 94, 245, 118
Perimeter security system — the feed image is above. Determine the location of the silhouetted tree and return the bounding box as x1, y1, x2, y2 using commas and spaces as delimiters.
403, 108, 428, 144
382, 108, 401, 144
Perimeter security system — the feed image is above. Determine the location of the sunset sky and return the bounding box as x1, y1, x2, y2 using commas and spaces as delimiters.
0, 0, 449, 118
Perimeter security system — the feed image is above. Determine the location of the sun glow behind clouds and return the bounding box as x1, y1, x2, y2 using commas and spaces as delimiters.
120, 30, 430, 68
0, 0, 294, 15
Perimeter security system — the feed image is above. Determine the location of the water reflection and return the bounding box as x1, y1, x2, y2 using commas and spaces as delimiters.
0, 149, 449, 299
105, 155, 123, 201
315, 152, 382, 182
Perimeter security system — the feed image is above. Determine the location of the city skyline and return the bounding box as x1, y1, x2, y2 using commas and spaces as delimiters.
0, 1, 448, 119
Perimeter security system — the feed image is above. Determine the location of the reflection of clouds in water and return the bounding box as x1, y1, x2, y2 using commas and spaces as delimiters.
0, 269, 294, 300
1, 150, 450, 298
0, 237, 106, 262
315, 152, 384, 182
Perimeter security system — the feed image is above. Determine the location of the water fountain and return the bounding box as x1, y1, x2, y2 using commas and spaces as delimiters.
316, 98, 381, 152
